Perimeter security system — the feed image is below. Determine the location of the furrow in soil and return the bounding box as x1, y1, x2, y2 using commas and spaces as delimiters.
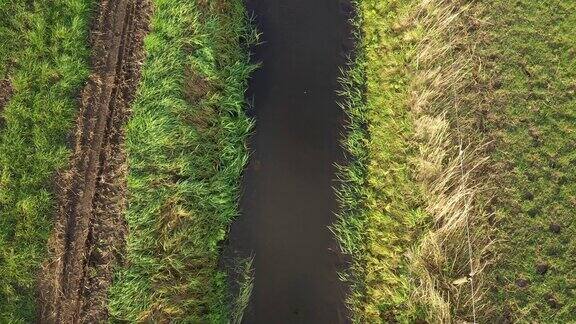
38, 0, 150, 322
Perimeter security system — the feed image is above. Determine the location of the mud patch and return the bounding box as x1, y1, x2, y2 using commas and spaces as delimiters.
38, 0, 150, 322
0, 78, 13, 128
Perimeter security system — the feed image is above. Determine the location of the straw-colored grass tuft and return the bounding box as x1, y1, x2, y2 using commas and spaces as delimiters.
406, 0, 495, 322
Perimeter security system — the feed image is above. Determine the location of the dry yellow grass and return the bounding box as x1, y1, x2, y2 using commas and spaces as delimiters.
406, 0, 495, 322
337, 0, 500, 321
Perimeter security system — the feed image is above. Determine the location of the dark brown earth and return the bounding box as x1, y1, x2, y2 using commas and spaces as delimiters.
37, 0, 150, 322
0, 78, 13, 128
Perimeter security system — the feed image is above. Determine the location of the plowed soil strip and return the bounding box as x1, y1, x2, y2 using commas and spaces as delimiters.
38, 0, 150, 322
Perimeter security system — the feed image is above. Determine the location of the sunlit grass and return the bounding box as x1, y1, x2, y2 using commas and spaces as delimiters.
485, 0, 576, 321
0, 1, 92, 321
336, 0, 494, 322
106, 1, 257, 322
333, 0, 425, 322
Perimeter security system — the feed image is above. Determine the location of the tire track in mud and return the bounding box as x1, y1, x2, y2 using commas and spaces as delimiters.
38, 0, 150, 322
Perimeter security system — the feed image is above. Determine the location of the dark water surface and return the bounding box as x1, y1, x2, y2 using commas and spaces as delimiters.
226, 1, 354, 322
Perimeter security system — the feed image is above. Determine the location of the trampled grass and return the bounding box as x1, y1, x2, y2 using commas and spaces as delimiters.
106, 0, 256, 322
405, 2, 496, 322
0, 1, 92, 321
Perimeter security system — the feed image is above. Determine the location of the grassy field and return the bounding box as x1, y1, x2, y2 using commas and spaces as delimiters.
338, 0, 576, 322
1, 0, 574, 322
106, 0, 256, 322
485, 0, 576, 321
0, 0, 254, 321
0, 1, 92, 321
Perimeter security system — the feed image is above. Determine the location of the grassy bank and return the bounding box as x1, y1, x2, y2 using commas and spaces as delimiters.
107, 1, 256, 322
334, 0, 424, 321
340, 0, 576, 322
486, 0, 576, 321
0, 1, 92, 321
337, 0, 494, 322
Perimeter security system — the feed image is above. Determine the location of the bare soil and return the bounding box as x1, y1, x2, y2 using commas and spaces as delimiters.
38, 0, 150, 322
0, 78, 13, 128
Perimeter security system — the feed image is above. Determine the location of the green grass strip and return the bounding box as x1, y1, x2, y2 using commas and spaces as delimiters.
334, 0, 425, 322
107, 1, 255, 322
486, 0, 576, 321
0, 0, 92, 321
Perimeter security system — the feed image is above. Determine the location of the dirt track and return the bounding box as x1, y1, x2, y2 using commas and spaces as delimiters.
38, 0, 150, 322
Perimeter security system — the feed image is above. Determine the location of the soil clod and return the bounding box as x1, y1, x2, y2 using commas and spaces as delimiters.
515, 278, 529, 288
545, 293, 561, 309
549, 223, 561, 234
536, 263, 549, 275
0, 78, 13, 128
0, 78, 12, 108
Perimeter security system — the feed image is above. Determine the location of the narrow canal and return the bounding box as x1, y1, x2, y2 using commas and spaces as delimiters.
227, 0, 354, 322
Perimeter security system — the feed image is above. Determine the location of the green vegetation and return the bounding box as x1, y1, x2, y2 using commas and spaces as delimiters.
339, 0, 576, 322
0, 0, 254, 321
486, 0, 576, 321
107, 1, 256, 322
230, 257, 254, 324
1, 0, 574, 322
336, 0, 492, 322
0, 1, 92, 321
334, 0, 424, 321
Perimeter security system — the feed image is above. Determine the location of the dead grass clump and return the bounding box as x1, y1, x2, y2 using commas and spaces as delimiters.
184, 66, 214, 104
407, 0, 495, 322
